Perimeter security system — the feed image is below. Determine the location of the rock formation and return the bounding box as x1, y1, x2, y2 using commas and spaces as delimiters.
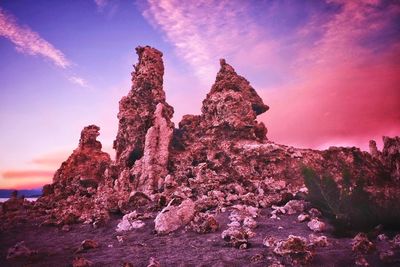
132, 103, 174, 193
33, 125, 111, 225
382, 136, 400, 180
109, 46, 175, 210
113, 46, 173, 171
2, 45, 399, 232
44, 125, 111, 197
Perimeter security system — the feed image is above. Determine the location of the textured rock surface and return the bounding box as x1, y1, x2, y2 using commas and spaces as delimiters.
32, 125, 111, 225
132, 103, 174, 193
113, 46, 173, 170
154, 199, 195, 234
382, 136, 400, 180
50, 125, 111, 194
1, 45, 399, 236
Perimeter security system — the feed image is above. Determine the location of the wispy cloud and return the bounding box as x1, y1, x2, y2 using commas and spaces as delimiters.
142, 0, 275, 82
94, 0, 109, 11
0, 7, 70, 68
31, 151, 69, 168
69, 75, 90, 88
0, 7, 91, 88
2, 170, 54, 179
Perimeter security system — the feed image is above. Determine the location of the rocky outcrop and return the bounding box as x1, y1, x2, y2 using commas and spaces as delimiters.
174, 59, 268, 151
201, 59, 268, 140
132, 103, 174, 194
2, 46, 399, 235
49, 125, 111, 195
110, 46, 175, 210
113, 46, 173, 170
382, 136, 400, 180
32, 125, 111, 225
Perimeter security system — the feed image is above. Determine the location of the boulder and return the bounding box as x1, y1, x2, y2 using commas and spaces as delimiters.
154, 199, 195, 234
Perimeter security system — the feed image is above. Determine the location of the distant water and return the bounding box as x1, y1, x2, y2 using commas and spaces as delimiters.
0, 197, 38, 203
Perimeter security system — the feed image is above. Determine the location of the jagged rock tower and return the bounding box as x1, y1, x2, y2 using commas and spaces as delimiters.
113, 46, 174, 194
45, 125, 111, 197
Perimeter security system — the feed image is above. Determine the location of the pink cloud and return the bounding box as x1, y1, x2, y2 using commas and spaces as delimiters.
261, 0, 400, 149
2, 170, 54, 179
31, 151, 70, 168
0, 7, 70, 68
142, 0, 275, 83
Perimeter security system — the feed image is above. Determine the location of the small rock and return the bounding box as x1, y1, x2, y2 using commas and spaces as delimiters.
308, 234, 329, 247
76, 239, 99, 253
116, 235, 124, 243
116, 211, 146, 232
73, 256, 93, 267
250, 253, 264, 263
307, 219, 326, 232
221, 227, 250, 249
273, 235, 314, 265
283, 200, 305, 215
227, 221, 241, 228
147, 257, 160, 267
355, 255, 369, 266
352, 233, 375, 254
61, 224, 71, 232
392, 234, 400, 248
263, 236, 277, 248
377, 234, 388, 241
190, 212, 219, 234
308, 208, 322, 218
278, 226, 283, 230
297, 213, 310, 222
243, 217, 257, 229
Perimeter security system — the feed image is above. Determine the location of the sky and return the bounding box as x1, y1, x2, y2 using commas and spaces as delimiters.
0, 0, 399, 189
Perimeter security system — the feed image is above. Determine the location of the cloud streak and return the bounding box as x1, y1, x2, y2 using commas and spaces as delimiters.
69, 75, 90, 88
143, 0, 275, 82
2, 170, 54, 179
0, 7, 70, 68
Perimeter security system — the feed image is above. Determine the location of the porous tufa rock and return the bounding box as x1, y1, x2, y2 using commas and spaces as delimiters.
352, 233, 375, 254
189, 212, 219, 234
201, 59, 268, 141
132, 103, 174, 193
273, 235, 314, 265
307, 219, 326, 232
154, 199, 195, 234
73, 256, 93, 267
114, 46, 173, 170
116, 211, 146, 232
382, 136, 400, 180
52, 125, 111, 187
33, 125, 111, 225
76, 239, 99, 253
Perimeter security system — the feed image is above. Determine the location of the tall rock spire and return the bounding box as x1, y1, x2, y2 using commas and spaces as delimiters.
113, 46, 174, 170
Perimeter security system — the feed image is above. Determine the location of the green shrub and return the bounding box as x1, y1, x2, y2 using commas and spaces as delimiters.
302, 167, 381, 233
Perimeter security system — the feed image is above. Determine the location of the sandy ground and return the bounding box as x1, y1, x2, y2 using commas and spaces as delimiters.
1, 209, 399, 266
